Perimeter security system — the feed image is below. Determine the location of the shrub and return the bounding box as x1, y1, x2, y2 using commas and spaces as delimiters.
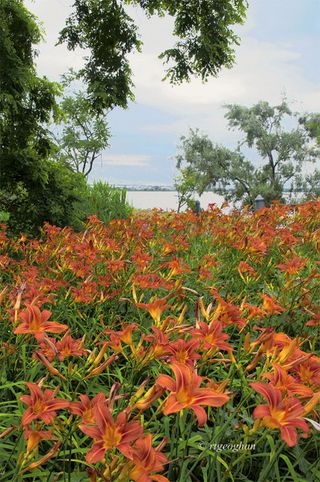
0, 162, 87, 236
77, 180, 133, 224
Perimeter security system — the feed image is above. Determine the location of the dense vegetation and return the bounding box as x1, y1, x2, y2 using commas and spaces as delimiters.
0, 201, 319, 481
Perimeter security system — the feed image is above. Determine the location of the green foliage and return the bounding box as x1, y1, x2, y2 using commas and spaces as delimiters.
58, 0, 142, 113
300, 113, 320, 144
77, 180, 133, 224
176, 100, 320, 206
0, 162, 87, 235
0, 0, 87, 235
0, 211, 10, 223
54, 87, 110, 176
58, 0, 248, 112
174, 168, 198, 212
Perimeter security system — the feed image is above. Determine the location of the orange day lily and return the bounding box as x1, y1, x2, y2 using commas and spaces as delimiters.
262, 364, 314, 398
79, 400, 143, 464
54, 332, 86, 360
211, 292, 246, 328
191, 320, 233, 353
156, 363, 229, 425
136, 297, 171, 325
143, 326, 170, 361
69, 393, 106, 423
277, 255, 307, 275
127, 434, 169, 482
14, 305, 68, 341
293, 355, 320, 388
261, 294, 286, 315
166, 338, 201, 366
20, 382, 70, 426
23, 426, 54, 453
250, 381, 309, 447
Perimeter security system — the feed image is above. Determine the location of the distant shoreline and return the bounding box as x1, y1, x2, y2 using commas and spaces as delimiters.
117, 186, 307, 194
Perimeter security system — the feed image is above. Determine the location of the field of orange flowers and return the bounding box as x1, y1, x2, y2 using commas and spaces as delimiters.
0, 200, 319, 481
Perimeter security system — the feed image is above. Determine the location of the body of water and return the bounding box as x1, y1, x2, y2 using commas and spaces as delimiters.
126, 191, 225, 211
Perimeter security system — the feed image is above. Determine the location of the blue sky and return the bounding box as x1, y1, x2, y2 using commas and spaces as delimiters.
25, 0, 320, 186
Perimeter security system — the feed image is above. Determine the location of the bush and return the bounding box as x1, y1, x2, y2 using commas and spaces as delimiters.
77, 180, 133, 224
0, 161, 87, 236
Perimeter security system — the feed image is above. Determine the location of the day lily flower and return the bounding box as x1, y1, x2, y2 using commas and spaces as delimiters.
136, 297, 171, 325
55, 332, 86, 361
238, 261, 257, 283
23, 426, 54, 452
211, 292, 246, 328
248, 328, 291, 353
166, 338, 201, 366
20, 382, 70, 426
156, 363, 229, 425
262, 364, 313, 398
250, 381, 309, 446
69, 393, 106, 423
191, 320, 233, 353
143, 326, 170, 360
161, 257, 191, 277
261, 294, 286, 315
293, 356, 320, 388
277, 255, 307, 275
104, 323, 141, 355
14, 305, 68, 341
79, 400, 143, 463
127, 434, 169, 482
241, 303, 265, 321
34, 336, 58, 362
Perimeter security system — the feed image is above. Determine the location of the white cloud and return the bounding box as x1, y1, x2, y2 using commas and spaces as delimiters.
102, 154, 151, 166
125, 32, 320, 148
130, 37, 317, 110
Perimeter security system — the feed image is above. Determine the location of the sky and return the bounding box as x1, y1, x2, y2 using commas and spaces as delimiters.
25, 0, 320, 186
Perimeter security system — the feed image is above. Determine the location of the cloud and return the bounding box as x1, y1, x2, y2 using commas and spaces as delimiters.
102, 154, 151, 166
130, 38, 315, 109
126, 32, 320, 149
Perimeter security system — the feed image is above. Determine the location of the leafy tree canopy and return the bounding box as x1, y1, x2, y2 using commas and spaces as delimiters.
58, 0, 248, 113
175, 100, 320, 207
0, 0, 86, 234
